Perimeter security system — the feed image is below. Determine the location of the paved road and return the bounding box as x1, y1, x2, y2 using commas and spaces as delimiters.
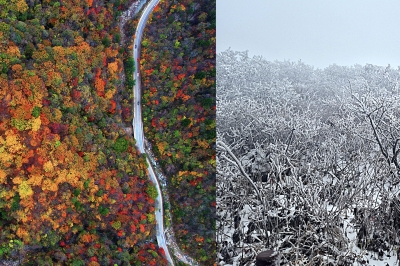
132, 0, 175, 265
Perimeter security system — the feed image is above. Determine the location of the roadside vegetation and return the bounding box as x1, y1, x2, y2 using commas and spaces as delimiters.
132, 0, 216, 264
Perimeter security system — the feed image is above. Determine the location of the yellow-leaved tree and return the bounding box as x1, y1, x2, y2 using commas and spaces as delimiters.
0, 169, 7, 184
30, 117, 41, 132
107, 61, 119, 79
18, 181, 33, 199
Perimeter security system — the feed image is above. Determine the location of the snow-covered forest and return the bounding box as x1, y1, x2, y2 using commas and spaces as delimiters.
217, 49, 400, 265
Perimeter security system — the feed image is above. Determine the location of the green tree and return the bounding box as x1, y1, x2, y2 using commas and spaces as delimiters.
113, 137, 128, 153
146, 184, 158, 200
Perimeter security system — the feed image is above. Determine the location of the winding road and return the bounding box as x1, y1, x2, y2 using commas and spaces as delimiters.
132, 0, 174, 265
132, 1, 201, 265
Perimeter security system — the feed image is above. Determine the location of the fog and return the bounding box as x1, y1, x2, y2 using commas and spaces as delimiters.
217, 0, 400, 69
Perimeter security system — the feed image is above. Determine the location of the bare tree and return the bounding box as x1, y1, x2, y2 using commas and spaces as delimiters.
217, 50, 400, 265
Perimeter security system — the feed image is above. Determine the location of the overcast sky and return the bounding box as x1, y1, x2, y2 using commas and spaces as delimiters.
217, 0, 400, 69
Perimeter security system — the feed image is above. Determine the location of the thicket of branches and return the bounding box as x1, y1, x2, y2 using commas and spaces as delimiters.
217, 49, 400, 265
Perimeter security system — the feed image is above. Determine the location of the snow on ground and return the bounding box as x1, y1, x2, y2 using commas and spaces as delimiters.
341, 208, 398, 266
218, 197, 400, 265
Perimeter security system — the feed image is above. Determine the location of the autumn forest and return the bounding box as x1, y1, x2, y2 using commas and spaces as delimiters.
0, 0, 215, 265
140, 0, 216, 264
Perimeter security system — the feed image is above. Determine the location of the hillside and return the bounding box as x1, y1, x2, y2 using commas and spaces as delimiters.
137, 0, 216, 264
0, 0, 167, 264
217, 50, 400, 265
